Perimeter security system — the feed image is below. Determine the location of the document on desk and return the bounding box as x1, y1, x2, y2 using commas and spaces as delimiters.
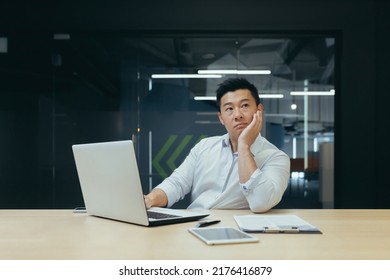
234, 214, 321, 234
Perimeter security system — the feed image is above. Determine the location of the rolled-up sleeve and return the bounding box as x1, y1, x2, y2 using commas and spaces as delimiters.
240, 151, 290, 213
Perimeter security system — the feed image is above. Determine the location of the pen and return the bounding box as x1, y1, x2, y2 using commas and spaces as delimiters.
195, 219, 221, 228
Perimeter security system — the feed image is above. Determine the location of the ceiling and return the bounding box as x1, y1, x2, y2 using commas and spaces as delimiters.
0, 32, 335, 95
49, 34, 335, 97
0, 33, 335, 134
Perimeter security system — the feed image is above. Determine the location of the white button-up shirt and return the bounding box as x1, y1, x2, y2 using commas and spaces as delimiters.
156, 133, 290, 213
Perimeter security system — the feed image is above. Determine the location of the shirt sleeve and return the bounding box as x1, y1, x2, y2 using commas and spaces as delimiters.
240, 168, 262, 193
155, 141, 200, 207
239, 150, 290, 213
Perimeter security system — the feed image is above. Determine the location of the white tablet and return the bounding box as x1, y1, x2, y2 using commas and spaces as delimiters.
188, 226, 259, 245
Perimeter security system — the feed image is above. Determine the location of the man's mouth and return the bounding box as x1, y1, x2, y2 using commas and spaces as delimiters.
234, 123, 247, 129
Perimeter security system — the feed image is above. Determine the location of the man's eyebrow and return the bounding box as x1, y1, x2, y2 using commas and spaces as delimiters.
222, 101, 233, 107
222, 98, 250, 107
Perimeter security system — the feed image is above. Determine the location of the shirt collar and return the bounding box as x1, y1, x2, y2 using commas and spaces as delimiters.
221, 133, 231, 148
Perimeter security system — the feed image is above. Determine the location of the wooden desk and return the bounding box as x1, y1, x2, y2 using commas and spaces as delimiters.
0, 209, 389, 260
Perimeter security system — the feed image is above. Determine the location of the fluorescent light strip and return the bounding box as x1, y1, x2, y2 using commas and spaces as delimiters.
290, 90, 335, 96
151, 74, 222, 79
198, 69, 271, 75
259, 94, 284, 98
194, 94, 283, 101
194, 96, 216, 101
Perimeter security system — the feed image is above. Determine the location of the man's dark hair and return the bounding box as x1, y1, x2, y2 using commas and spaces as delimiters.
216, 78, 260, 111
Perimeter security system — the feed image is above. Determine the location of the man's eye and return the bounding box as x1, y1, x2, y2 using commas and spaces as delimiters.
242, 104, 249, 108
225, 107, 233, 111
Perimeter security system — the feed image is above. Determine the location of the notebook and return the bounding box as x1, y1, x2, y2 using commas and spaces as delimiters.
72, 140, 209, 226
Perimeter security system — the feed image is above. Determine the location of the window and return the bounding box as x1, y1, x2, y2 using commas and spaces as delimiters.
0, 33, 335, 208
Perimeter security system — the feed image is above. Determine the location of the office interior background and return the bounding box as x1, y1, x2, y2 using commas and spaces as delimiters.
0, 0, 389, 209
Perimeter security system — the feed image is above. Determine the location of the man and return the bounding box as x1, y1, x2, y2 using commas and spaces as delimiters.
144, 78, 290, 213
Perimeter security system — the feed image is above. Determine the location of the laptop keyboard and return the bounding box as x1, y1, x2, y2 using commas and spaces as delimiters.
147, 210, 180, 220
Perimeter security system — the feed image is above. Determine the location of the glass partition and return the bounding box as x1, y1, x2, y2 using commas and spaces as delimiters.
0, 32, 335, 208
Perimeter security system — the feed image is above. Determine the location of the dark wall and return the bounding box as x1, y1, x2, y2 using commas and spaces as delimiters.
374, 0, 390, 208
1, 0, 389, 208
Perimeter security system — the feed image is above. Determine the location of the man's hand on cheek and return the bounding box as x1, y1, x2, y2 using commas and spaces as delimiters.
239, 111, 262, 148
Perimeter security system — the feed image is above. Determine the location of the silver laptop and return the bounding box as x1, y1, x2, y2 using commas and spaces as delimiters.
72, 140, 209, 226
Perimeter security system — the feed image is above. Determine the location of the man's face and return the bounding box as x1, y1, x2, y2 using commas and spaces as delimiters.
218, 89, 263, 142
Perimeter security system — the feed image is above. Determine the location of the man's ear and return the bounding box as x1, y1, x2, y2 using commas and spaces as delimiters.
257, 104, 264, 111
218, 112, 224, 125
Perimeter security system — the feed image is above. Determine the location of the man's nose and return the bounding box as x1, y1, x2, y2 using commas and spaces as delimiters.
234, 108, 243, 120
